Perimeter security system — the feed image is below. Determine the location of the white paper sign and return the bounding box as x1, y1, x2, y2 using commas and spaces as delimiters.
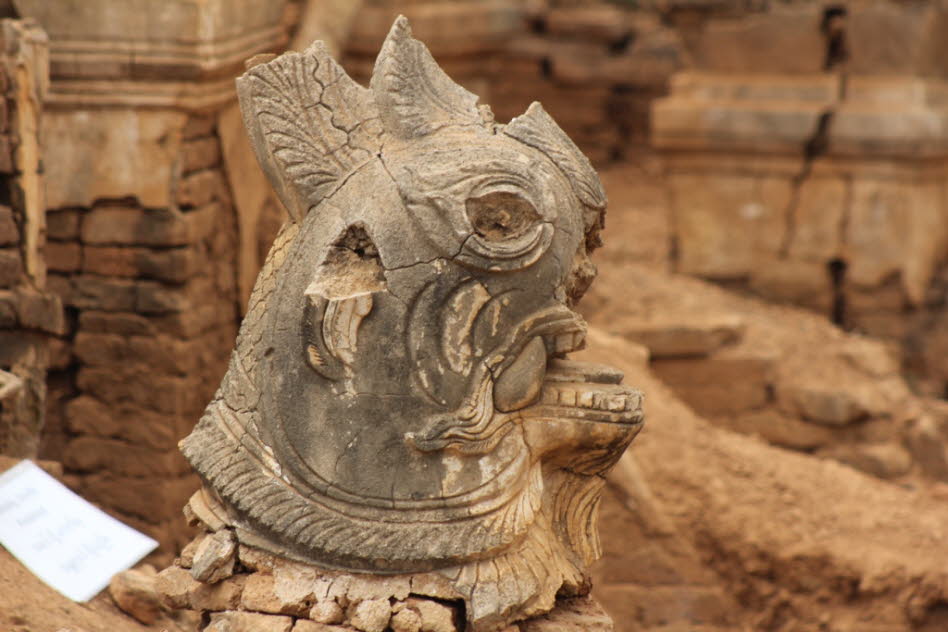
0, 459, 158, 601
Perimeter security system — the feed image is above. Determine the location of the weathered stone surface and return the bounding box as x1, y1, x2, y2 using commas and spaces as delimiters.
692, 8, 824, 74
43, 110, 187, 209
175, 16, 637, 632
0, 248, 21, 287
309, 599, 345, 625
611, 315, 745, 357
206, 611, 293, 632
818, 443, 913, 480
65, 396, 180, 450
776, 379, 880, 427
45, 208, 79, 241
82, 246, 199, 283
81, 206, 194, 248
217, 101, 285, 311
390, 607, 422, 632
348, 598, 391, 632
80, 472, 198, 523
14, 287, 64, 334
0, 205, 17, 245
182, 137, 222, 174
155, 566, 197, 610
668, 172, 792, 280
291, 622, 349, 632
177, 169, 227, 209
905, 416, 948, 482
400, 598, 454, 632
0, 291, 15, 328
725, 410, 835, 451
189, 575, 246, 612
241, 573, 310, 616
748, 260, 833, 313
45, 241, 81, 273
652, 350, 776, 416
190, 530, 236, 584
62, 436, 189, 477
518, 596, 613, 631
108, 568, 162, 625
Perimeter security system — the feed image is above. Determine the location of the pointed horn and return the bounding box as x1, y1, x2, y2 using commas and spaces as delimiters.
504, 102, 606, 210
370, 16, 483, 140
237, 41, 381, 222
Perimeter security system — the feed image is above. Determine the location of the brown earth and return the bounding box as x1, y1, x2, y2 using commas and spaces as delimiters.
0, 546, 192, 632
583, 328, 948, 631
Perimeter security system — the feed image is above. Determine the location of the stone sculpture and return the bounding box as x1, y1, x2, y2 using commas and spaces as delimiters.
169, 16, 643, 631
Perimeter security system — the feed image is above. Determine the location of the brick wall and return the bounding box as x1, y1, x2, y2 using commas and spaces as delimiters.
41, 115, 240, 556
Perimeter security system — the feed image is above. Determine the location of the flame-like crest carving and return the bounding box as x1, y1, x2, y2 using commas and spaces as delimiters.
182, 16, 642, 631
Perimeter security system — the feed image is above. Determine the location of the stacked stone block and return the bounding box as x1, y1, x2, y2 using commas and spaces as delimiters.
155, 509, 616, 632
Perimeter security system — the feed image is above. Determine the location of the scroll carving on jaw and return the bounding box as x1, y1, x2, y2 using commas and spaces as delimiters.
180, 15, 643, 631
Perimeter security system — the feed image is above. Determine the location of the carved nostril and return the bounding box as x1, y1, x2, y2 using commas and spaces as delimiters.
493, 337, 547, 412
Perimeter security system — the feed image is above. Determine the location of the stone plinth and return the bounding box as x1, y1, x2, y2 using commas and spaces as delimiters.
156, 492, 615, 632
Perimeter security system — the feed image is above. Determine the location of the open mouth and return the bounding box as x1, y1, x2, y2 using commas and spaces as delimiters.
519, 325, 644, 427
537, 358, 643, 424
487, 312, 644, 426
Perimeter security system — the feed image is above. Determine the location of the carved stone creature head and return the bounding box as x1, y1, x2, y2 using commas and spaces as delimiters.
182, 17, 643, 629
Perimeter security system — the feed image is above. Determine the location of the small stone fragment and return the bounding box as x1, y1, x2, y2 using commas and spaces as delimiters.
179, 532, 205, 569
310, 598, 345, 624
348, 597, 392, 632
241, 572, 311, 616
190, 529, 236, 584
238, 544, 279, 573
519, 596, 613, 631
405, 597, 457, 632
292, 621, 350, 632
155, 566, 198, 609
189, 574, 246, 612
108, 568, 162, 624
390, 607, 422, 632
206, 611, 293, 632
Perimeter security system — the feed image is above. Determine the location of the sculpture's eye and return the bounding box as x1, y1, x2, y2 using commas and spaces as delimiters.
466, 191, 541, 241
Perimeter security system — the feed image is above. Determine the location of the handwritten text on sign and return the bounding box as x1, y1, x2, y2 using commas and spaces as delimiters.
0, 460, 157, 601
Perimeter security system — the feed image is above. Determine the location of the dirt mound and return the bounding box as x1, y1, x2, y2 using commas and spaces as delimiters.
580, 231, 948, 482
582, 328, 948, 632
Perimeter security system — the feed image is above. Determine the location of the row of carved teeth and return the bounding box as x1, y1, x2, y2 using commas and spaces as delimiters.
539, 383, 636, 413
551, 330, 585, 354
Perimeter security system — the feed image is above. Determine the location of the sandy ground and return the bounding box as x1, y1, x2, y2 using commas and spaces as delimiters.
0, 546, 159, 632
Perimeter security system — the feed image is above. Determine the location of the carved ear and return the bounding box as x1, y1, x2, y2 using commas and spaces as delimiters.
370, 16, 483, 140
237, 41, 381, 223
503, 102, 607, 210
